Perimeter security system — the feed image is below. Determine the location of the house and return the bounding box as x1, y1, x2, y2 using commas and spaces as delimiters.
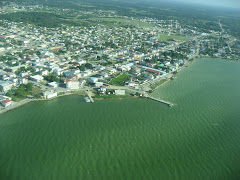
31, 75, 44, 82
95, 81, 103, 87
0, 81, 13, 92
48, 82, 59, 88
20, 72, 29, 77
114, 90, 126, 95
19, 78, 28, 84
88, 77, 98, 84
53, 68, 63, 76
1, 99, 12, 107
100, 86, 107, 92
131, 67, 141, 75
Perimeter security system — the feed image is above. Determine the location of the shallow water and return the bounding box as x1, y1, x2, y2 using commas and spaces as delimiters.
0, 58, 240, 180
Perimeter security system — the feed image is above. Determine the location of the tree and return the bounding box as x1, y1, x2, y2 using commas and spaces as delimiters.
25, 83, 33, 91
79, 64, 86, 71
85, 63, 93, 69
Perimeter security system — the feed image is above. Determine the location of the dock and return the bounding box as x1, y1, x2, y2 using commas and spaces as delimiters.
149, 96, 173, 107
85, 90, 94, 103
144, 94, 173, 107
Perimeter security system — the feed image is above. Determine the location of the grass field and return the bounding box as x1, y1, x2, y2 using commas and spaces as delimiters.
159, 33, 190, 42
90, 17, 154, 28
110, 74, 130, 86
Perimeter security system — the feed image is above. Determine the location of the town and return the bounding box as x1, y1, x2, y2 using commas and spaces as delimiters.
0, 3, 239, 111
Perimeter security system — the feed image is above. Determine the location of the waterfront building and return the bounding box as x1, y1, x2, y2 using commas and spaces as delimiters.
1, 99, 12, 107
66, 79, 79, 89
114, 90, 126, 95
43, 91, 58, 99
100, 86, 107, 93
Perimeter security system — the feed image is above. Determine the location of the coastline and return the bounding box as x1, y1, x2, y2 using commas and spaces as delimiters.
0, 61, 194, 116
0, 91, 83, 116
150, 60, 193, 92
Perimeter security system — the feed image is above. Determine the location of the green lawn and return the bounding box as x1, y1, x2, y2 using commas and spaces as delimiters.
109, 74, 130, 86
159, 33, 190, 42
90, 17, 154, 28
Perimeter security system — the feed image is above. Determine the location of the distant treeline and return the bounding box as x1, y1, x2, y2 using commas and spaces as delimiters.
1, 0, 240, 37
0, 12, 79, 28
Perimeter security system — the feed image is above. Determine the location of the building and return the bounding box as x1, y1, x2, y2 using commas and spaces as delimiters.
114, 90, 126, 95
66, 79, 79, 89
100, 86, 107, 93
43, 91, 58, 99
19, 78, 28, 84
31, 75, 44, 82
48, 81, 59, 88
95, 81, 103, 87
146, 68, 160, 75
132, 67, 141, 75
1, 99, 12, 107
88, 77, 98, 84
78, 79, 86, 87
0, 81, 13, 92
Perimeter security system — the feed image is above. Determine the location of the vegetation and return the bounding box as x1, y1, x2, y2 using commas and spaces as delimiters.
109, 74, 130, 86
90, 17, 153, 28
6, 83, 34, 101
94, 94, 131, 99
150, 79, 168, 90
0, 12, 78, 28
44, 73, 61, 83
159, 33, 190, 42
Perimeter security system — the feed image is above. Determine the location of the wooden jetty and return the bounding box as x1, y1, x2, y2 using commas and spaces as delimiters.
85, 91, 94, 103
149, 96, 173, 107
144, 94, 173, 107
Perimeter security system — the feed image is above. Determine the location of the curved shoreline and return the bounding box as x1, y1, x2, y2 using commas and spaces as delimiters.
0, 92, 76, 115
0, 60, 196, 116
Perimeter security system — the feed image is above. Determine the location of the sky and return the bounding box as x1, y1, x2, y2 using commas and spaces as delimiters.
169, 0, 240, 9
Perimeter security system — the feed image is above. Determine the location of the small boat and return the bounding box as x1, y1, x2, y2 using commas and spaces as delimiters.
84, 97, 91, 102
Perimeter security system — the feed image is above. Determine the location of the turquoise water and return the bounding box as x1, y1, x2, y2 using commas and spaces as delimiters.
0, 58, 240, 180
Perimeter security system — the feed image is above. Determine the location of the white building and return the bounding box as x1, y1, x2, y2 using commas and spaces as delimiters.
95, 81, 103, 87
114, 90, 126, 95
31, 75, 44, 82
88, 77, 98, 84
66, 80, 79, 89
48, 82, 59, 88
53, 68, 63, 76
0, 81, 13, 92
1, 99, 12, 107
19, 78, 28, 84
20, 72, 29, 77
43, 91, 58, 99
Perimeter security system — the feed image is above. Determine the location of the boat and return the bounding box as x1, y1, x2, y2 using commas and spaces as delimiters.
84, 97, 91, 102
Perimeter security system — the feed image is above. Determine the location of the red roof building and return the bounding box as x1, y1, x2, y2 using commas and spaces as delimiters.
146, 69, 160, 74
1, 99, 12, 107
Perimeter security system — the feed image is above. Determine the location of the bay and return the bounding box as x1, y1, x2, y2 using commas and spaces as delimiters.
0, 58, 240, 180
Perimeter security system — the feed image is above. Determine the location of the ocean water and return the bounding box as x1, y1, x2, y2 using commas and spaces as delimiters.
0, 58, 240, 180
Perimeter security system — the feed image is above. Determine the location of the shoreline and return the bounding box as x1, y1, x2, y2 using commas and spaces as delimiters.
0, 91, 83, 115
150, 60, 193, 92
0, 60, 195, 116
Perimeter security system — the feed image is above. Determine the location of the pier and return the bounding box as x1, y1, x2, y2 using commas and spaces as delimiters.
144, 94, 173, 107
85, 90, 94, 102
